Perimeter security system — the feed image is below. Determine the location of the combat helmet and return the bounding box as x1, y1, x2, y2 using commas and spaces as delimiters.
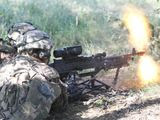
8, 22, 36, 47
17, 30, 53, 59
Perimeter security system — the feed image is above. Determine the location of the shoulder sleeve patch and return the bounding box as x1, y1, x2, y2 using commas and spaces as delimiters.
38, 83, 55, 99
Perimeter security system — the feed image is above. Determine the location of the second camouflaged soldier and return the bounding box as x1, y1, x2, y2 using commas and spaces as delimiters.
0, 38, 16, 63
0, 29, 61, 120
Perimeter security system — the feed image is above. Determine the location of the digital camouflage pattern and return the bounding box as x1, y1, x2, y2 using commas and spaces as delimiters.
0, 24, 62, 120
0, 38, 16, 64
17, 30, 53, 53
0, 22, 67, 120
0, 38, 16, 54
0, 55, 61, 120
8, 22, 36, 47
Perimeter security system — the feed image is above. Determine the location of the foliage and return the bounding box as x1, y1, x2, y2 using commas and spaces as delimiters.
0, 0, 159, 56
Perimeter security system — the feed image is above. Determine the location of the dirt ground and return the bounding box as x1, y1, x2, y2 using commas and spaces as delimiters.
54, 89, 160, 120
51, 66, 160, 120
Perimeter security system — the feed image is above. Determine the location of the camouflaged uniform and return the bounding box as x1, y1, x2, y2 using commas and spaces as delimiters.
0, 38, 16, 54
0, 28, 62, 120
0, 55, 61, 120
0, 38, 16, 64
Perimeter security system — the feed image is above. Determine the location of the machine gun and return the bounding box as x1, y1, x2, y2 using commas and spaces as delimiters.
49, 45, 145, 99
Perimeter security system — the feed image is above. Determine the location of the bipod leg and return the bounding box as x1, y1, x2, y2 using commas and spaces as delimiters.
90, 75, 110, 90
113, 67, 120, 85
91, 76, 95, 88
94, 79, 110, 89
82, 78, 110, 95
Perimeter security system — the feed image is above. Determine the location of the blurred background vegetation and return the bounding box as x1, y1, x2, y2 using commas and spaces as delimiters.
0, 0, 159, 56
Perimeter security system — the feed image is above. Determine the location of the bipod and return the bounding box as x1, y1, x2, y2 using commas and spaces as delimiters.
78, 75, 110, 95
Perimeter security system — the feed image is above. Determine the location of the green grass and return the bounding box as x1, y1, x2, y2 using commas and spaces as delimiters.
0, 0, 159, 56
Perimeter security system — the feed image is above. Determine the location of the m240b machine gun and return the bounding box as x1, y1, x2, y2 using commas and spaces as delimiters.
49, 45, 145, 99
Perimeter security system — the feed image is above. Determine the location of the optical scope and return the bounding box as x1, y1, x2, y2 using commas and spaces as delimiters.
54, 45, 82, 58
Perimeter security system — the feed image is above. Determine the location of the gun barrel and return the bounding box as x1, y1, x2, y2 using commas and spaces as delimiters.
123, 51, 145, 58
134, 51, 145, 56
